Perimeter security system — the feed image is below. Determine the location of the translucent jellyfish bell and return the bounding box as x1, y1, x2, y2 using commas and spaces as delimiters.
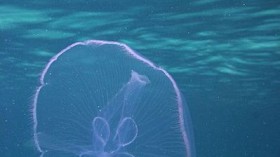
32, 40, 196, 157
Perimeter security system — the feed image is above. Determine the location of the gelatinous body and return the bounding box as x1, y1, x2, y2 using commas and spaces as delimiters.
32, 40, 195, 157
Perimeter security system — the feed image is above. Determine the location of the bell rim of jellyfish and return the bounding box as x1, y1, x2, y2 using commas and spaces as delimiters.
31, 40, 195, 157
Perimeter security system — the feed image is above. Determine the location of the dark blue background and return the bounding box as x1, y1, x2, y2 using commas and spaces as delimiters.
1, 0, 280, 156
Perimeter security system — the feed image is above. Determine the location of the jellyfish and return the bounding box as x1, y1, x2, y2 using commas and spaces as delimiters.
32, 40, 196, 157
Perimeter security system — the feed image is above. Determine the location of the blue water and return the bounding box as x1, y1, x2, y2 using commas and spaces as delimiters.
0, 0, 279, 157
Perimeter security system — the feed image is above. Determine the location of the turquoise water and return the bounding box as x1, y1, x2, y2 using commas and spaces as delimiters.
0, 0, 279, 157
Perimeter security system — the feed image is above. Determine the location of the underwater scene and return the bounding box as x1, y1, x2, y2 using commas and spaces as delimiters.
0, 0, 279, 157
